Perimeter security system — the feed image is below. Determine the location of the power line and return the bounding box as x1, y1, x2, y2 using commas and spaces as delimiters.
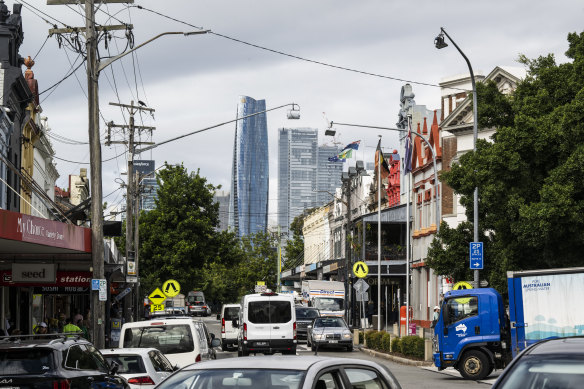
131, 5, 468, 92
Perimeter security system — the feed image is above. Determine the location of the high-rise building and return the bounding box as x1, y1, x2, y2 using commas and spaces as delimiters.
278, 128, 342, 236
228, 96, 269, 237
214, 190, 230, 232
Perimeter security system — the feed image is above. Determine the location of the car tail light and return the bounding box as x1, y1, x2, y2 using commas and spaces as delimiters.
127, 376, 156, 385
195, 353, 201, 362
293, 321, 297, 340
203, 305, 208, 309
221, 318, 225, 333
53, 379, 70, 389
243, 322, 247, 340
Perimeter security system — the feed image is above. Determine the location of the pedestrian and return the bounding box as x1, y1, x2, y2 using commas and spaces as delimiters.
63, 318, 82, 334
34, 321, 48, 335
431, 306, 440, 328
77, 319, 90, 341
73, 309, 83, 325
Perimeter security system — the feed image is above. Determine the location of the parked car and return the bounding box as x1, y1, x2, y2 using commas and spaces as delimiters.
307, 316, 353, 352
0, 334, 129, 389
154, 355, 402, 389
491, 337, 584, 389
295, 306, 320, 341
219, 303, 240, 351
100, 347, 176, 388
236, 291, 296, 356
119, 318, 220, 368
189, 301, 211, 317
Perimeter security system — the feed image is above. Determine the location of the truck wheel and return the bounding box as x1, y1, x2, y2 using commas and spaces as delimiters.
241, 349, 250, 357
221, 341, 227, 352
459, 350, 489, 380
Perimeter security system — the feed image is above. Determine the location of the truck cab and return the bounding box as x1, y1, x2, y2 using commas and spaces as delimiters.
434, 288, 510, 380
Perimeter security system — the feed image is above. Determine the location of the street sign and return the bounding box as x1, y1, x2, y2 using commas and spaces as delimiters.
150, 304, 165, 312
356, 291, 368, 302
353, 261, 369, 278
115, 287, 132, 302
353, 278, 369, 292
162, 279, 181, 297
148, 287, 166, 305
469, 242, 484, 269
98, 279, 107, 301
91, 279, 100, 291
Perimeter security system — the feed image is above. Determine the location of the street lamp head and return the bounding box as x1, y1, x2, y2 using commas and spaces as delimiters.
434, 32, 448, 49
325, 128, 336, 136
287, 104, 300, 119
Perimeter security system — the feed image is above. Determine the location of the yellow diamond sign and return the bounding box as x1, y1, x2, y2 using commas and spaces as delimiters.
148, 287, 166, 305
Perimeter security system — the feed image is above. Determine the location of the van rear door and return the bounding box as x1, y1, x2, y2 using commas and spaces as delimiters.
246, 297, 272, 342
268, 297, 294, 341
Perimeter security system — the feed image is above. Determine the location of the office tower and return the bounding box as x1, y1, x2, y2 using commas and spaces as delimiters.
214, 190, 230, 232
278, 128, 342, 236
228, 96, 269, 237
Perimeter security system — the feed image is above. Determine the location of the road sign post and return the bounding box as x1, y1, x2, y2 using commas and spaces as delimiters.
469, 242, 483, 270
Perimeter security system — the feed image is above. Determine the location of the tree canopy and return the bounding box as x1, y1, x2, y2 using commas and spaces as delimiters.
427, 31, 584, 292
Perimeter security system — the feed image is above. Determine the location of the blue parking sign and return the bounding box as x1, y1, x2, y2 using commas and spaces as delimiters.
92, 279, 100, 291
470, 242, 483, 270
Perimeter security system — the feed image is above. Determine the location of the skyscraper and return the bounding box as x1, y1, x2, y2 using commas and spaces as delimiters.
229, 96, 269, 237
278, 128, 342, 236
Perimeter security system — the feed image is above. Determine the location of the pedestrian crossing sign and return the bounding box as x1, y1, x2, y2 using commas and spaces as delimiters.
162, 279, 181, 297
353, 261, 369, 278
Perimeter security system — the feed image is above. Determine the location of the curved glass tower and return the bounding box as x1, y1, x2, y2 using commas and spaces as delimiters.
228, 96, 269, 237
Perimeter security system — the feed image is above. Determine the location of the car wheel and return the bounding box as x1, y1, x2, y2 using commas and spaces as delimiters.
347, 344, 354, 352
221, 341, 227, 352
459, 350, 490, 380
311, 343, 316, 352
242, 349, 249, 357
237, 348, 242, 357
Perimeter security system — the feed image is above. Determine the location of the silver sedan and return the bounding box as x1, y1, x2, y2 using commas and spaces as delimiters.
154, 355, 402, 389
307, 317, 353, 352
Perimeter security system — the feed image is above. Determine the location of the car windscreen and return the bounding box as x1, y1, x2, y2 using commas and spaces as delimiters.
103, 354, 146, 374
314, 318, 346, 328
295, 308, 319, 320
248, 300, 292, 324
224, 307, 240, 320
313, 297, 343, 311
495, 357, 584, 389
123, 324, 194, 355
155, 368, 305, 389
0, 348, 53, 375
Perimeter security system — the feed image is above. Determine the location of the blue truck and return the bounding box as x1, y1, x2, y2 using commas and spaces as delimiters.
433, 267, 584, 380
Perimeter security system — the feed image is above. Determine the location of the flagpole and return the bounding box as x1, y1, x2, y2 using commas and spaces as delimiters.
377, 135, 382, 332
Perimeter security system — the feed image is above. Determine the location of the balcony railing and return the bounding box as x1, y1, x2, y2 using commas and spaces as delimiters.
364, 244, 406, 262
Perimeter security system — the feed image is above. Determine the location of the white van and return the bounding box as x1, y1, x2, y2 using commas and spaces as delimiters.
236, 291, 296, 356
119, 318, 220, 368
219, 303, 240, 351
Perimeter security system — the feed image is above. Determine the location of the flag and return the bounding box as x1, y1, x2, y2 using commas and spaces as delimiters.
404, 121, 413, 174
375, 138, 390, 181
328, 156, 346, 163
338, 148, 353, 160
341, 140, 361, 152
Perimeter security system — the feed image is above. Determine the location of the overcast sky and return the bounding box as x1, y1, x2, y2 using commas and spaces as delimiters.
15, 0, 584, 224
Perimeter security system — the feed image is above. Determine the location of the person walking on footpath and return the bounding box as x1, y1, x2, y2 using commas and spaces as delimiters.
63, 318, 82, 334
431, 306, 440, 330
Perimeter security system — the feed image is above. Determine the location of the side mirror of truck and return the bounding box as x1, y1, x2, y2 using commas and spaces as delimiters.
232, 318, 239, 328
216, 313, 221, 320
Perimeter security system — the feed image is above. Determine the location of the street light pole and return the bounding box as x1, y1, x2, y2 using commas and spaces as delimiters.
435, 27, 479, 287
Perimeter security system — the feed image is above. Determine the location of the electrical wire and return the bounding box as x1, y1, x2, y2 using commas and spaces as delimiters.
131, 5, 468, 91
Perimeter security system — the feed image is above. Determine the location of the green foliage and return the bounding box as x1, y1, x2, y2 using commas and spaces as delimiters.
391, 337, 401, 353
428, 31, 584, 294
358, 331, 364, 344
381, 332, 392, 352
283, 209, 316, 270
400, 336, 425, 359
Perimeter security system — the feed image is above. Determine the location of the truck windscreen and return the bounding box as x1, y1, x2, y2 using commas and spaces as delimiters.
314, 297, 343, 311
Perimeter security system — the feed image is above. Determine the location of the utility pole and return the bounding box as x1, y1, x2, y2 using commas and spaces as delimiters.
134, 170, 141, 320
343, 176, 352, 326
48, 0, 135, 350
107, 101, 155, 323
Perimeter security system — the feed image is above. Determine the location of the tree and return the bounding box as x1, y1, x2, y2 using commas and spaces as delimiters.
236, 232, 278, 294
283, 208, 316, 270
427, 32, 584, 293
138, 163, 220, 295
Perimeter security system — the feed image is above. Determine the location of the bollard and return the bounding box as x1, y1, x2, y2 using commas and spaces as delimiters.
353, 329, 360, 345
424, 338, 433, 361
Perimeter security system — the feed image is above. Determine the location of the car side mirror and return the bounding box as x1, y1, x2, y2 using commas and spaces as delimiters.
211, 338, 221, 348
173, 364, 180, 371
232, 318, 239, 328
210, 333, 216, 339
216, 314, 221, 320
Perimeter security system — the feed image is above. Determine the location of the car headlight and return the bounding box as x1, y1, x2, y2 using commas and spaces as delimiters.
342, 332, 352, 339
313, 334, 324, 340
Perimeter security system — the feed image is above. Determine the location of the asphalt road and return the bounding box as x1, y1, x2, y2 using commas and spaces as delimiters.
201, 315, 499, 389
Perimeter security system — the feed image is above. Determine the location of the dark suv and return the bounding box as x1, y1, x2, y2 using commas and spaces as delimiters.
0, 334, 129, 389
295, 306, 320, 340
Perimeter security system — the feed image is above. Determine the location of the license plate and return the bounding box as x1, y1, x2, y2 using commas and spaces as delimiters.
256, 341, 269, 346
329, 340, 338, 343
